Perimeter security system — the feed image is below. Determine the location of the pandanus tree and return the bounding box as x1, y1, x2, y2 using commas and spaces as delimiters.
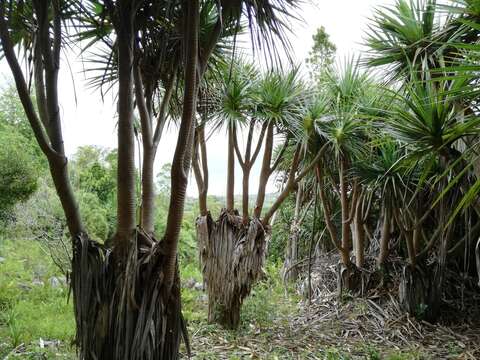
0, 0, 205, 358
365, 0, 440, 81
365, 0, 480, 319
280, 93, 330, 282
383, 75, 480, 319
1, 0, 310, 355
195, 62, 329, 328
352, 138, 413, 275
309, 59, 377, 292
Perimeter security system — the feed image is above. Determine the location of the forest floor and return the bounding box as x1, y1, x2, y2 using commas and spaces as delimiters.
1, 239, 480, 359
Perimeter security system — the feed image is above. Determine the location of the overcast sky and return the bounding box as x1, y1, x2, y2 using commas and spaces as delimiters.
0, 0, 395, 197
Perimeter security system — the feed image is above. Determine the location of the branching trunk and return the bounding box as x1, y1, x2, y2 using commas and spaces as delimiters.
2, 1, 198, 358
317, 168, 350, 266
0, 2, 84, 238
262, 142, 327, 226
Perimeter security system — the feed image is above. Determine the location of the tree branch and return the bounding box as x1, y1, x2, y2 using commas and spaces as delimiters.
250, 121, 268, 166
33, 38, 50, 135
152, 70, 177, 148
233, 125, 245, 168
133, 65, 153, 147
262, 142, 329, 225
269, 136, 289, 175
0, 5, 55, 158
199, 17, 222, 76
244, 120, 255, 162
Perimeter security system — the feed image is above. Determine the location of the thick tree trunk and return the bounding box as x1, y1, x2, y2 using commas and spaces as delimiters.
72, 230, 188, 360
399, 264, 428, 319
197, 211, 267, 329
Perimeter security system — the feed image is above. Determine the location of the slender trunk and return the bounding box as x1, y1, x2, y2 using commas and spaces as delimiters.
196, 125, 208, 216
49, 160, 85, 236
406, 215, 417, 267
192, 145, 207, 216
115, 4, 137, 252
475, 238, 480, 287
254, 123, 274, 219
240, 122, 256, 222
226, 124, 235, 211
316, 166, 351, 266
242, 167, 251, 222
163, 0, 199, 289
141, 147, 155, 234
377, 206, 391, 268
339, 158, 351, 252
413, 227, 421, 256
284, 183, 303, 282
0, 3, 84, 238
354, 197, 365, 268
307, 184, 318, 304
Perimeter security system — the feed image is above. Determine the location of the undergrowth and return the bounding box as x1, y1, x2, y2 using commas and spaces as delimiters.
1, 238, 435, 359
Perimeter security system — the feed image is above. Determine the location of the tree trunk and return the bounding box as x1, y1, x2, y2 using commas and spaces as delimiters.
115, 2, 137, 254
377, 206, 391, 270
339, 158, 351, 252
2, 2, 194, 358
163, 0, 199, 290
198, 211, 267, 329
253, 123, 274, 219
354, 197, 365, 268
399, 264, 428, 319
475, 237, 480, 287
140, 147, 155, 234
72, 230, 188, 360
195, 125, 209, 216
283, 184, 303, 282
242, 166, 251, 222
226, 124, 235, 212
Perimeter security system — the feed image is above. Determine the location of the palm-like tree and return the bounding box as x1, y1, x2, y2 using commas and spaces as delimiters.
197, 64, 319, 328
307, 58, 375, 290
0, 0, 304, 357
365, 0, 441, 81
